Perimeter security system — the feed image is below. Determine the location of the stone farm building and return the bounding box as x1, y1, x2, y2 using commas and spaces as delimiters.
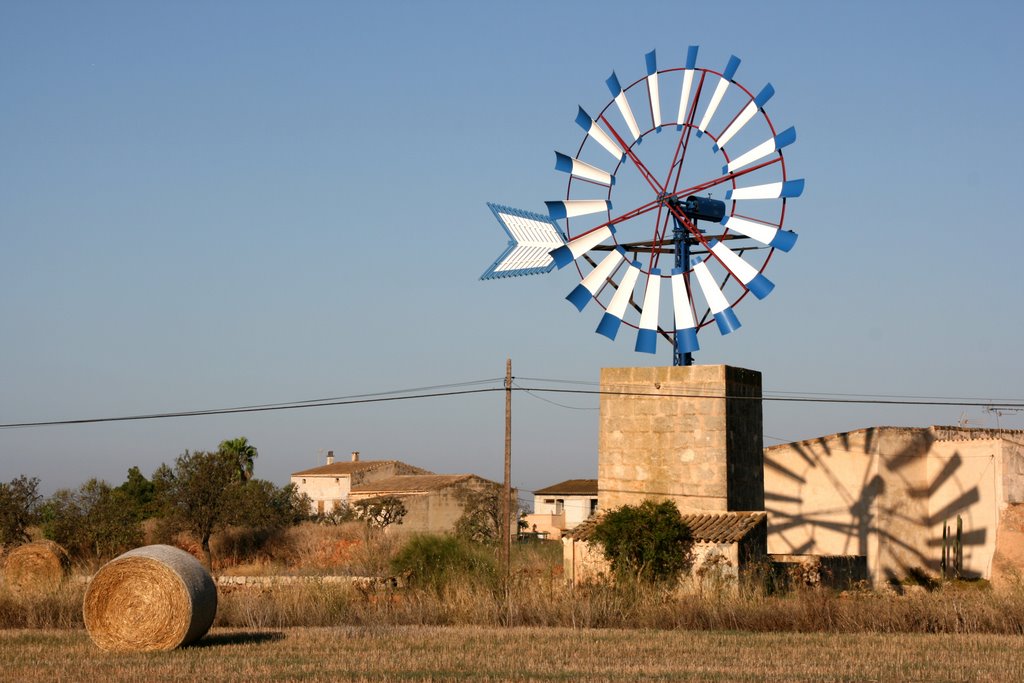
290, 451, 511, 535
289, 451, 428, 515
350, 474, 509, 535
565, 510, 767, 586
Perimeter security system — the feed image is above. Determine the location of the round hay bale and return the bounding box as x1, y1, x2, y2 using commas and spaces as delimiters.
3, 540, 71, 596
83, 544, 217, 651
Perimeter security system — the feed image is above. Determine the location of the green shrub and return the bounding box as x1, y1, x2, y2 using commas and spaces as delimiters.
391, 534, 497, 591
590, 499, 693, 584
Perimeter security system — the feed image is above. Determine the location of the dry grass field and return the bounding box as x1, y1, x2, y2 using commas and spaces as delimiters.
1, 625, 1022, 682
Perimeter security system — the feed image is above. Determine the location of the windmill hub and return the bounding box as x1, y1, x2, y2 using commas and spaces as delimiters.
667, 195, 726, 224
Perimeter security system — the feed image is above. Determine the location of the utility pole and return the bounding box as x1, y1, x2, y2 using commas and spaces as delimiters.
502, 357, 512, 577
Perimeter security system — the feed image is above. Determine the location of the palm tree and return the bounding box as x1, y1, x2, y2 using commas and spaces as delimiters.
218, 437, 258, 482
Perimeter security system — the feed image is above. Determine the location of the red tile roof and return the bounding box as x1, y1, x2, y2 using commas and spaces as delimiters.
569, 511, 766, 544
291, 460, 430, 477
351, 474, 479, 494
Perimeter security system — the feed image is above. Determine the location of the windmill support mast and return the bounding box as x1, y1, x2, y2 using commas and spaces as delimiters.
671, 209, 695, 367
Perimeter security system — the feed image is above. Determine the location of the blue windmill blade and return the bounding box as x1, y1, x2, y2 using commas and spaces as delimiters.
725, 179, 805, 201
635, 268, 662, 354
697, 55, 741, 137
720, 214, 798, 253
691, 256, 741, 335
645, 50, 662, 131
606, 72, 641, 142
713, 84, 774, 153
675, 45, 699, 130
723, 127, 796, 174
707, 240, 774, 300
670, 268, 699, 353
480, 203, 567, 280
596, 260, 643, 341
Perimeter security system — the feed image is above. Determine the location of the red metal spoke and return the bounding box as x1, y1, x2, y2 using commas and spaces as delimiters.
598, 115, 666, 196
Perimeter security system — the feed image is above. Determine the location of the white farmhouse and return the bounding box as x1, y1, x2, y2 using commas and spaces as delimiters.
523, 479, 598, 540
290, 450, 429, 515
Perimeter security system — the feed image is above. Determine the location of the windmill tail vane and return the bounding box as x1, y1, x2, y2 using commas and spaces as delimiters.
481, 45, 804, 365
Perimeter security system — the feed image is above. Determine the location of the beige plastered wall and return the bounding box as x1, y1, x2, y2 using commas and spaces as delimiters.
764, 427, 1011, 583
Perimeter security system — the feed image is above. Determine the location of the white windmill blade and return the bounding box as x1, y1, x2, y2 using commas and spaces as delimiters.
697, 55, 740, 136
723, 127, 796, 174
645, 50, 662, 131
725, 179, 804, 201
708, 239, 774, 299
481, 203, 567, 280
554, 152, 614, 186
670, 267, 699, 353
566, 246, 627, 311
606, 72, 641, 142
675, 46, 699, 130
575, 107, 625, 162
595, 260, 642, 340
545, 199, 612, 221
691, 256, 741, 335
713, 83, 774, 152
549, 223, 617, 268
635, 268, 662, 354
720, 214, 798, 252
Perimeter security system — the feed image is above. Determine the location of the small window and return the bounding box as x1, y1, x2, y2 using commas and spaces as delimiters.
543, 498, 555, 506
555, 499, 564, 514
302, 478, 307, 484
589, 498, 598, 516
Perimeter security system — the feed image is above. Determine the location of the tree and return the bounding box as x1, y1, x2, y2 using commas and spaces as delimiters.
589, 500, 694, 584
229, 480, 310, 529
155, 449, 240, 569
218, 436, 258, 483
454, 486, 516, 544
0, 475, 42, 548
352, 496, 407, 529
40, 479, 142, 559
115, 466, 157, 519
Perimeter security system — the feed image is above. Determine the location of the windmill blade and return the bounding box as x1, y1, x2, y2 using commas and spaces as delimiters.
576, 107, 625, 162
723, 127, 796, 174
675, 46, 699, 130
713, 84, 774, 152
596, 260, 642, 340
634, 268, 662, 354
721, 215, 798, 252
554, 152, 614, 186
726, 179, 804, 201
566, 247, 627, 311
545, 199, 612, 221
670, 268, 699, 353
708, 239, 774, 299
550, 224, 616, 267
645, 50, 662, 130
606, 72, 641, 142
481, 203, 567, 280
697, 55, 741, 136
691, 256, 741, 335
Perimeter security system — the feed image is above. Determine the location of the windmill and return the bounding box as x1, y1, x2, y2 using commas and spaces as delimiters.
482, 46, 803, 365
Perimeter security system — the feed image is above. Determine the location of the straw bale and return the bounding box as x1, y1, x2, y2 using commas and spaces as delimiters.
2, 540, 71, 596
83, 544, 217, 651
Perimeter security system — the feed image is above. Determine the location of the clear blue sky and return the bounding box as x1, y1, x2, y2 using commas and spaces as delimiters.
2, 1, 1022, 496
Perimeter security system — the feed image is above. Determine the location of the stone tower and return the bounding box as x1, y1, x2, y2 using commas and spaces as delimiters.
598, 365, 764, 513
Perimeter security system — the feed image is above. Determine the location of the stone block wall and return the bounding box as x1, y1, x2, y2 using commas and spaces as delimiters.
598, 365, 764, 513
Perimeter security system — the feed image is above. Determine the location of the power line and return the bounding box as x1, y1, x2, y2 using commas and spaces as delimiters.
1, 379, 1021, 431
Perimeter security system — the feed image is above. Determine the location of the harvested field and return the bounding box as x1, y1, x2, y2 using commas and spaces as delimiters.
1, 626, 1021, 681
